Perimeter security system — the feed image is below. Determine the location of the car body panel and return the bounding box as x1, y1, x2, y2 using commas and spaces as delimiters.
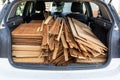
0, 58, 120, 80
2, 0, 113, 70
0, 0, 120, 79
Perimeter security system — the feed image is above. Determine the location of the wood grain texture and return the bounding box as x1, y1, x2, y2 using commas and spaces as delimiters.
72, 18, 107, 49
49, 18, 61, 35
64, 48, 69, 61
52, 41, 59, 60
61, 32, 68, 48
12, 51, 42, 57
13, 57, 45, 63
12, 23, 42, 38
70, 49, 86, 59
76, 57, 106, 63
12, 45, 42, 51
42, 24, 49, 46
49, 36, 55, 51
56, 20, 64, 41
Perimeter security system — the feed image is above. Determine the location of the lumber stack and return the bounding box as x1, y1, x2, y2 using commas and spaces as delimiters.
67, 17, 107, 63
12, 16, 107, 66
47, 17, 107, 65
12, 20, 50, 64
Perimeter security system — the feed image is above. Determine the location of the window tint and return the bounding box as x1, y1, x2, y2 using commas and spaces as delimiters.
16, 2, 26, 16
90, 2, 101, 17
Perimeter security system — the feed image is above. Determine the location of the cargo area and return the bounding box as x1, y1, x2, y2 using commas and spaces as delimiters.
11, 16, 108, 66
7, 1, 112, 68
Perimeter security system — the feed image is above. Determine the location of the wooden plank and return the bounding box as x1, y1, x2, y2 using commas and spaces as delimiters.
12, 41, 42, 44
72, 18, 107, 49
67, 17, 83, 51
68, 17, 107, 52
42, 24, 49, 46
12, 23, 42, 38
12, 39, 42, 43
40, 21, 45, 32
12, 38, 42, 41
67, 17, 79, 38
13, 57, 45, 63
50, 50, 63, 63
12, 51, 42, 57
49, 36, 55, 51
56, 57, 73, 66
56, 20, 64, 41
52, 41, 59, 60
60, 32, 68, 48
76, 39, 103, 53
52, 18, 61, 35
70, 49, 86, 59
82, 52, 92, 58
56, 56, 66, 66
75, 36, 107, 51
12, 45, 42, 51
72, 18, 99, 39
64, 20, 79, 49
12, 42, 41, 45
49, 18, 59, 34
78, 44, 87, 52
64, 48, 69, 61
49, 18, 61, 35
12, 41, 41, 45
76, 57, 106, 63
64, 20, 71, 42
85, 46, 105, 57
44, 16, 53, 24
48, 19, 55, 27
12, 36, 42, 39
37, 26, 41, 32
52, 54, 64, 64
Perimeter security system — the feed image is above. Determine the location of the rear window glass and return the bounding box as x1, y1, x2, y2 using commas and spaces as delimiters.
90, 2, 101, 17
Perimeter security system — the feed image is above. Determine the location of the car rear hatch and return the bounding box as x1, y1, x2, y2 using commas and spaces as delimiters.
6, 0, 114, 70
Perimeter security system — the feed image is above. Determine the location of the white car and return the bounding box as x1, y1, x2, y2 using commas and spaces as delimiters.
0, 0, 120, 80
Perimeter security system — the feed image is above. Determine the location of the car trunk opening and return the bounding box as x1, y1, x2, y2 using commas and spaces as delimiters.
11, 17, 109, 69
7, 0, 112, 70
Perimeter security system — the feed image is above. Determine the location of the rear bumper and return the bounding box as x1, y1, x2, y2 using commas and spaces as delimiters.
0, 58, 120, 80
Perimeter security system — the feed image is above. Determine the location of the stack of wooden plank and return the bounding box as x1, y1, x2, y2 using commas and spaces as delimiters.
12, 21, 49, 64
67, 17, 107, 63
47, 17, 107, 65
12, 16, 108, 66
